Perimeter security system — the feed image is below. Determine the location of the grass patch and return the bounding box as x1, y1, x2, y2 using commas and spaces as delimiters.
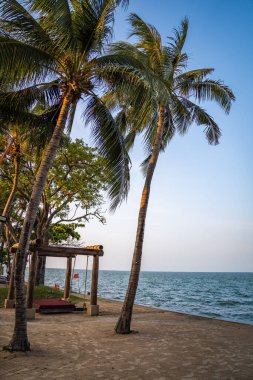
0, 285, 83, 307
0, 287, 8, 307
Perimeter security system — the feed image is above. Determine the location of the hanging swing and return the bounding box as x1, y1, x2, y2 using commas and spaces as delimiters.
84, 255, 89, 297
71, 256, 78, 292
34, 256, 77, 313
71, 255, 90, 310
82, 255, 89, 309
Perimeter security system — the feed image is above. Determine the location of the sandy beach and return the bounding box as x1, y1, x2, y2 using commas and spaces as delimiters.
0, 298, 253, 380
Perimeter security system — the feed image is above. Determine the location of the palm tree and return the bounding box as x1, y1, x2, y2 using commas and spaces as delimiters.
0, 0, 130, 351
110, 15, 235, 334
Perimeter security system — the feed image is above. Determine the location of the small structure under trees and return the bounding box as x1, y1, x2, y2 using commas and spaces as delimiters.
5, 240, 104, 318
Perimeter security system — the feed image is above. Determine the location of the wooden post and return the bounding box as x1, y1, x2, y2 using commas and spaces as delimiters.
4, 253, 16, 308
26, 250, 38, 309
90, 256, 99, 305
88, 256, 99, 316
64, 257, 72, 300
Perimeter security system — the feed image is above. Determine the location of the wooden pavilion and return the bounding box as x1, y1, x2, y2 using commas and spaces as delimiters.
5, 240, 104, 318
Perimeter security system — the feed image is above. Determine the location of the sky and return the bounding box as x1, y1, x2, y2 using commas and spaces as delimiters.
47, 0, 253, 272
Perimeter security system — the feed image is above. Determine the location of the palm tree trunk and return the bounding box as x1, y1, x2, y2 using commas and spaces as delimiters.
5, 224, 12, 279
7, 252, 16, 302
3, 91, 72, 352
35, 232, 49, 286
35, 204, 49, 285
0, 144, 21, 242
115, 105, 165, 334
0, 138, 13, 167
35, 256, 46, 285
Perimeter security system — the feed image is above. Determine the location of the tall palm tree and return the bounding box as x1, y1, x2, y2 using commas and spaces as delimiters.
109, 15, 235, 334
0, 0, 130, 351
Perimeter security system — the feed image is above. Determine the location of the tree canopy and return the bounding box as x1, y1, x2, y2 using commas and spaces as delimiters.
0, 137, 108, 245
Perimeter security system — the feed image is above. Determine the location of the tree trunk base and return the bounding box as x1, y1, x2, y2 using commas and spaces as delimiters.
115, 315, 133, 334
3, 338, 30, 352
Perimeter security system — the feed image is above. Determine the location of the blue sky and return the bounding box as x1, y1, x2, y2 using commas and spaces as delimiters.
48, 0, 253, 271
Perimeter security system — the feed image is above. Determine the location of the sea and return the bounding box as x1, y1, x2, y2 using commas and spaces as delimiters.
42, 269, 253, 325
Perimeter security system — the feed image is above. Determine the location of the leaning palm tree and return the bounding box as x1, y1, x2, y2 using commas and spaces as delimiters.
0, 0, 130, 351
109, 15, 235, 333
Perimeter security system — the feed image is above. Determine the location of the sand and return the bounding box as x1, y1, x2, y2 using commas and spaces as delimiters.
0, 298, 253, 379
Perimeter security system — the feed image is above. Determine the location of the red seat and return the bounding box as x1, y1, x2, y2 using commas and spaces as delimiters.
33, 298, 76, 312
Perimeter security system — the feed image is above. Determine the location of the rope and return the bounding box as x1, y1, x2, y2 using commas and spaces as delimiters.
71, 256, 76, 293
84, 255, 89, 299
28, 250, 31, 270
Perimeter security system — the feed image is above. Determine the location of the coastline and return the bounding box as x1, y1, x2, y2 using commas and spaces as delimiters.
43, 269, 253, 326
1, 296, 253, 379
73, 290, 253, 327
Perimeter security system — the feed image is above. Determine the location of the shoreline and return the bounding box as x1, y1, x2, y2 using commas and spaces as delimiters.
71, 290, 253, 328
42, 270, 253, 327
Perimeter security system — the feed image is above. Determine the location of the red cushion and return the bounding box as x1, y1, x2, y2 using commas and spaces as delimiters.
33, 299, 75, 310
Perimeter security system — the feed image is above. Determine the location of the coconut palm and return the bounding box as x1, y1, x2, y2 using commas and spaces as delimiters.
0, 0, 130, 351
108, 15, 235, 333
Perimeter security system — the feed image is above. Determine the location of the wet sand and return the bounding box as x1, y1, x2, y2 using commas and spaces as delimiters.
0, 298, 253, 379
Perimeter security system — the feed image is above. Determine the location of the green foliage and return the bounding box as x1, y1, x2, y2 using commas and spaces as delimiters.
0, 249, 8, 266
0, 287, 8, 307
0, 137, 108, 243
49, 224, 81, 244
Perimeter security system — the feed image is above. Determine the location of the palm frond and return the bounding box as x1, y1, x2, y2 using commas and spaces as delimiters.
0, 34, 57, 86
0, 0, 57, 55
140, 109, 175, 177
140, 154, 151, 176
169, 17, 189, 53
0, 102, 60, 147
175, 68, 214, 84
128, 13, 164, 74
28, 104, 61, 150
101, 90, 120, 111
168, 18, 189, 75
114, 108, 129, 135
142, 110, 158, 153
96, 48, 170, 105
66, 101, 77, 134
73, 0, 127, 56
180, 79, 235, 113
28, 0, 75, 51
95, 56, 153, 103
180, 98, 221, 144
0, 82, 60, 111
124, 129, 137, 152
85, 94, 130, 211
160, 108, 176, 150
114, 0, 129, 8
170, 94, 191, 135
